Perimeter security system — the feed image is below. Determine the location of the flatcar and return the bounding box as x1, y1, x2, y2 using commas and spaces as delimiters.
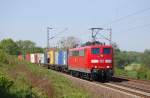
68, 45, 113, 80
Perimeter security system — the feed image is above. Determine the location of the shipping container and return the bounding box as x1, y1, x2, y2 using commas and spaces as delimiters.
37, 53, 44, 64
30, 54, 35, 63
57, 51, 68, 66
26, 53, 30, 62
34, 53, 38, 64
55, 52, 58, 65
47, 50, 55, 65
44, 52, 48, 64
63, 51, 68, 65
18, 54, 23, 61
58, 51, 63, 65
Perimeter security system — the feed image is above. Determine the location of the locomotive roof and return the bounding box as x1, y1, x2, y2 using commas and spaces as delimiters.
69, 45, 112, 51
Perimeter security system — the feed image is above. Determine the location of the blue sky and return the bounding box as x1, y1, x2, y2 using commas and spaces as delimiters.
0, 0, 150, 52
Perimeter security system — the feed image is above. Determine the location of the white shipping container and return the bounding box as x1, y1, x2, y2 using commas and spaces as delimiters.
30, 54, 35, 63
37, 53, 44, 64
63, 51, 67, 65
55, 52, 58, 65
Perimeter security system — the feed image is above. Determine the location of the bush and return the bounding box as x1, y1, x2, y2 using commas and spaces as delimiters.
137, 65, 149, 80
0, 49, 9, 64
0, 73, 14, 97
0, 49, 19, 65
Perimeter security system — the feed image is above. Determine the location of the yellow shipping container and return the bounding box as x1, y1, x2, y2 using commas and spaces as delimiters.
47, 50, 55, 64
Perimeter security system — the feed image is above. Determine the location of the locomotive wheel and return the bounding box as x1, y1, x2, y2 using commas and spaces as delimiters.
89, 74, 93, 81
70, 70, 73, 76
106, 70, 112, 81
79, 72, 83, 79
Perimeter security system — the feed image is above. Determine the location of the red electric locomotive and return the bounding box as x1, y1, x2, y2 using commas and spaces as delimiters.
68, 28, 113, 81
68, 44, 113, 80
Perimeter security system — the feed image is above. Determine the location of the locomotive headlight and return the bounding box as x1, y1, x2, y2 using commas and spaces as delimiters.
100, 54, 104, 58
106, 66, 110, 68
105, 60, 112, 63
91, 59, 99, 63
94, 65, 98, 68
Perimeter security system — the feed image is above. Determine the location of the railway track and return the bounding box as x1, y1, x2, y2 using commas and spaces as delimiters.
44, 66, 150, 97
99, 76, 150, 98
61, 71, 150, 97
65, 73, 150, 97
64, 73, 150, 98
111, 77, 150, 93
100, 82, 150, 98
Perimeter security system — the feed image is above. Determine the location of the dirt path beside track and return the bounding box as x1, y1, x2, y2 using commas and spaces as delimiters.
61, 73, 141, 98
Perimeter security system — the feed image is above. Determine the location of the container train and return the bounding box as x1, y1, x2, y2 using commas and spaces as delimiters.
18, 44, 114, 81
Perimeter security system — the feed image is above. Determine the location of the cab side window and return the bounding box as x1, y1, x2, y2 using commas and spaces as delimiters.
79, 49, 85, 56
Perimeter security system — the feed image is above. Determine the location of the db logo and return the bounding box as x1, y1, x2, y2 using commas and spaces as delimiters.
100, 60, 104, 63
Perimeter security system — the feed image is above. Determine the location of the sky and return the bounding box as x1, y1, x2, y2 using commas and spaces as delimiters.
0, 0, 150, 52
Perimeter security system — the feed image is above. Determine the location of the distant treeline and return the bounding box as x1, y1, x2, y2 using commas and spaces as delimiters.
0, 38, 44, 55
113, 43, 150, 68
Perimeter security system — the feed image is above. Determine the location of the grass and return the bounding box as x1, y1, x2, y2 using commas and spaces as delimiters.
115, 66, 150, 80
0, 51, 90, 98
0, 63, 44, 98
25, 62, 90, 98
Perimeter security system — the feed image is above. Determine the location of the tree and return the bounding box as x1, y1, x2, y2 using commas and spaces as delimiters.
0, 39, 19, 55
112, 42, 120, 52
16, 40, 43, 53
16, 40, 36, 50
141, 49, 150, 67
58, 36, 81, 49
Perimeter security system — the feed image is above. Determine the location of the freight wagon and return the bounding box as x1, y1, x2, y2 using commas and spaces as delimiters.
37, 53, 44, 64
25, 53, 30, 62
54, 51, 68, 71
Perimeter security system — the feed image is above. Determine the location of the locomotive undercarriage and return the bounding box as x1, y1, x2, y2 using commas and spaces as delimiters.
69, 68, 113, 81
91, 68, 113, 81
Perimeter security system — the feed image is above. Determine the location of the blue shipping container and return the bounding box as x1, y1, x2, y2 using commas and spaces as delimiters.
58, 51, 63, 65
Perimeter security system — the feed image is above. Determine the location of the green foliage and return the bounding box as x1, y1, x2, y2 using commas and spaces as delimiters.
114, 51, 142, 68
16, 40, 44, 54
27, 63, 90, 98
16, 40, 36, 49
0, 49, 19, 65
0, 49, 46, 98
0, 38, 44, 56
0, 49, 8, 64
137, 65, 150, 80
115, 65, 150, 80
114, 43, 150, 80
0, 38, 19, 55
29, 47, 44, 53
0, 50, 89, 98
0, 73, 14, 97
141, 49, 150, 68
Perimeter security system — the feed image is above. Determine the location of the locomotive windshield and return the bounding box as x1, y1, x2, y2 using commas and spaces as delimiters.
91, 48, 100, 54
103, 48, 111, 54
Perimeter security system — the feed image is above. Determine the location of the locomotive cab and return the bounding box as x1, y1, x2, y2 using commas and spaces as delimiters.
68, 44, 114, 81
89, 45, 113, 80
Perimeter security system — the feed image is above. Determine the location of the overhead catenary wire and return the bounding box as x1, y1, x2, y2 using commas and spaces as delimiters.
95, 23, 150, 45
49, 28, 68, 39
116, 23, 150, 33
104, 7, 150, 26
